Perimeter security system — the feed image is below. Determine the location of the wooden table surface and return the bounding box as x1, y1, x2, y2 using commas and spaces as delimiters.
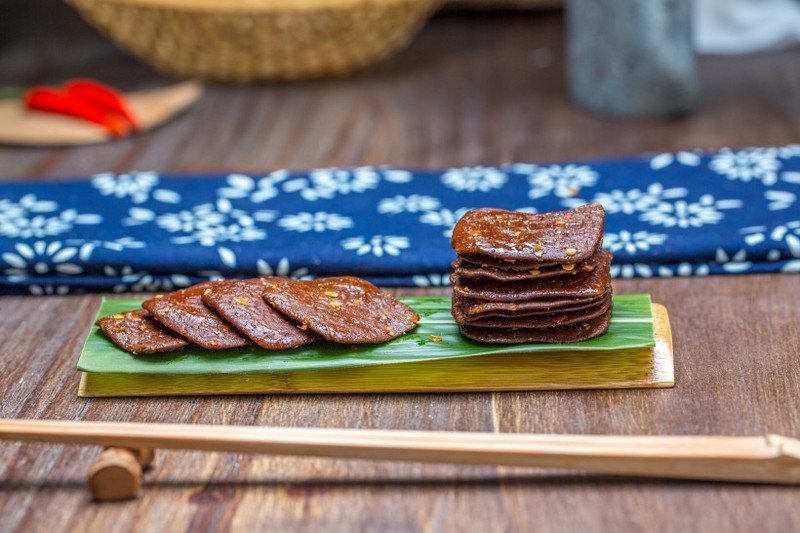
1, 2, 800, 531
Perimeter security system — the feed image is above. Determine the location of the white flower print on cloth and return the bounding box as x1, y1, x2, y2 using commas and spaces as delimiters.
640, 195, 742, 228
341, 235, 410, 257
120, 199, 276, 271
282, 167, 407, 201
603, 230, 668, 255
256, 258, 313, 279
764, 190, 797, 211
67, 237, 146, 262
412, 273, 451, 287
716, 248, 752, 273
709, 147, 781, 186
217, 171, 291, 203
104, 266, 192, 293
277, 212, 353, 233
378, 195, 441, 215
567, 183, 687, 214
776, 144, 800, 159
512, 163, 598, 200
152, 199, 276, 246
419, 208, 471, 238
0, 195, 101, 239
782, 172, 800, 184
2, 241, 83, 282
441, 167, 507, 193
610, 263, 654, 279
656, 263, 711, 277
380, 169, 414, 184
740, 221, 800, 261
91, 171, 181, 204
649, 151, 701, 170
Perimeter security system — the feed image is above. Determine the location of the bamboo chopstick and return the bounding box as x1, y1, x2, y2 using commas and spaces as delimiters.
2, 419, 799, 485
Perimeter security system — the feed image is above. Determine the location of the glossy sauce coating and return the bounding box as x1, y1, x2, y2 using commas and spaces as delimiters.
263, 276, 420, 344
451, 204, 605, 263
459, 311, 612, 344
452, 249, 612, 302
202, 278, 319, 350
95, 308, 189, 354
452, 292, 612, 328
450, 204, 612, 344
142, 281, 250, 350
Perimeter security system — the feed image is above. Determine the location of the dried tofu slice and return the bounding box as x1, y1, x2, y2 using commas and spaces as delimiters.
452, 292, 612, 328
453, 257, 594, 281
452, 249, 612, 302
96, 308, 189, 354
451, 204, 605, 264
142, 281, 250, 350
459, 310, 612, 344
455, 292, 607, 316
202, 278, 318, 350
262, 276, 420, 344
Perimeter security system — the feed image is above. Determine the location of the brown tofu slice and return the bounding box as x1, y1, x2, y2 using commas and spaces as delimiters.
262, 276, 420, 344
202, 278, 318, 350
455, 292, 608, 316
451, 249, 612, 302
453, 257, 595, 281
142, 281, 250, 350
451, 204, 605, 264
96, 308, 190, 354
456, 254, 591, 272
452, 292, 612, 328
459, 310, 612, 344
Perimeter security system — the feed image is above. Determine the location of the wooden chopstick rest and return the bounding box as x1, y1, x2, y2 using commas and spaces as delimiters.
87, 447, 155, 501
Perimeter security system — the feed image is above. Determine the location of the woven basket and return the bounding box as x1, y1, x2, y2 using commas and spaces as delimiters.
68, 0, 442, 82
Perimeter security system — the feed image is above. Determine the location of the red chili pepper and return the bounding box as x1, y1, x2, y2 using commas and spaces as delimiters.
65, 79, 139, 131
24, 87, 129, 137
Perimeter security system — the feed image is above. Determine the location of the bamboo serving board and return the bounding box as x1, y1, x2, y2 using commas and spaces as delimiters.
78, 297, 673, 397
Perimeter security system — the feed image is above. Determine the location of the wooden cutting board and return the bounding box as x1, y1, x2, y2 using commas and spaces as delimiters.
0, 81, 202, 146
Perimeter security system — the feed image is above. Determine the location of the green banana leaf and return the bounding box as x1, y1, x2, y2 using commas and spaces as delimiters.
78, 294, 654, 376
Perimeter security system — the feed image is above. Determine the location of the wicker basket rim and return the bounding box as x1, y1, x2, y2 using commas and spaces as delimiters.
75, 0, 429, 12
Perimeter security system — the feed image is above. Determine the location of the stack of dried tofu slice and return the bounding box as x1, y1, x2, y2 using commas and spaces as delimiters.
449, 204, 613, 344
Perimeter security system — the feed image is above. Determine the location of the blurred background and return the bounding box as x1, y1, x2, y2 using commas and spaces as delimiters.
1, 0, 799, 179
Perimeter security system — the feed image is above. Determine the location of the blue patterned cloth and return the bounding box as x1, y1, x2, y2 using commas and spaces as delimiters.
1, 145, 799, 295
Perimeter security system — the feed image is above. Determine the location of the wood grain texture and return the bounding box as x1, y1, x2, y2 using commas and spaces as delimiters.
0, 1, 799, 531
